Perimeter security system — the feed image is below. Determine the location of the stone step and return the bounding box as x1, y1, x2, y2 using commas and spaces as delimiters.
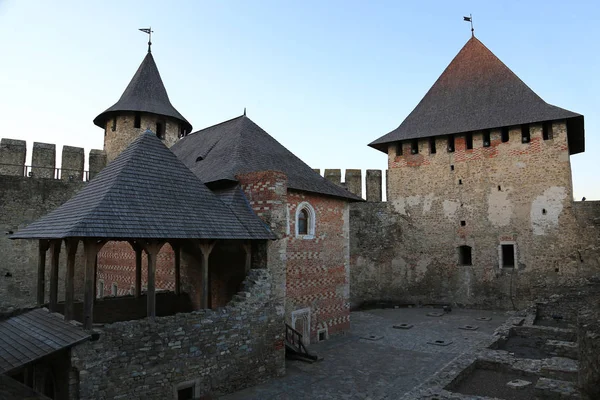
543, 340, 578, 360
534, 377, 581, 399
540, 357, 579, 383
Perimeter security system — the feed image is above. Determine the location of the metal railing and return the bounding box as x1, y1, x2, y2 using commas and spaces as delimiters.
0, 163, 90, 181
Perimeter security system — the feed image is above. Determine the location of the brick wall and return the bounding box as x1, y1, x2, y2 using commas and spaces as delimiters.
350, 121, 600, 308
71, 269, 285, 400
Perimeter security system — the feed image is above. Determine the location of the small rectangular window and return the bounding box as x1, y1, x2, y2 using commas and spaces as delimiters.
521, 124, 530, 143
465, 132, 473, 150
501, 127, 509, 143
447, 135, 455, 153
396, 142, 403, 156
429, 137, 436, 154
134, 113, 141, 128
543, 122, 553, 140
156, 122, 165, 140
458, 245, 472, 266
483, 130, 491, 147
501, 244, 515, 268
111, 117, 117, 132
411, 139, 419, 154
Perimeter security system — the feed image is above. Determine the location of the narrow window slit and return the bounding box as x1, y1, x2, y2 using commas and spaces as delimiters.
447, 135, 455, 152
483, 130, 491, 147
429, 137, 436, 154
521, 124, 530, 143
465, 132, 473, 149
411, 139, 419, 154
501, 127, 509, 143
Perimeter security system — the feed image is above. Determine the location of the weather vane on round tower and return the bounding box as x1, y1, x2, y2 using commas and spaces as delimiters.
463, 14, 474, 37
139, 27, 153, 53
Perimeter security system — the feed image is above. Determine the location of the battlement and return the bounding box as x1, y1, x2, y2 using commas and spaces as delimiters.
0, 138, 106, 181
314, 168, 387, 202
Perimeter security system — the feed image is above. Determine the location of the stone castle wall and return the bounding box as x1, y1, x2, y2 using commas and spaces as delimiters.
71, 269, 285, 400
346, 121, 600, 308
103, 113, 182, 163
0, 139, 105, 312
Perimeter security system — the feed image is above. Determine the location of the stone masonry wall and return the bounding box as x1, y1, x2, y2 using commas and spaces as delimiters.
71, 269, 285, 400
350, 121, 600, 309
103, 113, 182, 163
0, 140, 105, 312
285, 190, 350, 341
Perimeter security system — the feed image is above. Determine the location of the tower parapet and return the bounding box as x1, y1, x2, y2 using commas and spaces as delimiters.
0, 139, 26, 176
31, 142, 56, 178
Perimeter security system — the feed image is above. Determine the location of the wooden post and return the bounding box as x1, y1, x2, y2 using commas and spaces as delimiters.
243, 241, 251, 273
199, 241, 216, 309
141, 241, 164, 320
83, 240, 105, 330
49, 240, 61, 312
135, 246, 142, 298
64, 239, 78, 321
174, 243, 181, 296
36, 240, 49, 305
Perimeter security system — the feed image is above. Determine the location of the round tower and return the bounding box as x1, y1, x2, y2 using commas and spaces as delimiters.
94, 49, 192, 163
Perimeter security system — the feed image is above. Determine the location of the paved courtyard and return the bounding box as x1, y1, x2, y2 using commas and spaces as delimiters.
221, 308, 509, 399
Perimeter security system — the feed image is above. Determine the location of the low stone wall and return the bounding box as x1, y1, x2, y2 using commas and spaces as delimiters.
578, 306, 600, 398
71, 269, 285, 400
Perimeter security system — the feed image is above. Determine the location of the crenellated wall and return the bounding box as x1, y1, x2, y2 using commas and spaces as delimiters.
0, 138, 105, 312
314, 168, 386, 202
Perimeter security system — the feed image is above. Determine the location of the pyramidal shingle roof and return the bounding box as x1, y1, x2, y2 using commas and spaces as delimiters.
93, 52, 192, 133
369, 37, 584, 154
171, 115, 362, 201
11, 131, 275, 240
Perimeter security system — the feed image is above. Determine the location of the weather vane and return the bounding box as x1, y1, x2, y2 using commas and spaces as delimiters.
139, 27, 153, 53
463, 14, 474, 37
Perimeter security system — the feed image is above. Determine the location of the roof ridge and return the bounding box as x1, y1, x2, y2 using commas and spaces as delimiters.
186, 114, 245, 137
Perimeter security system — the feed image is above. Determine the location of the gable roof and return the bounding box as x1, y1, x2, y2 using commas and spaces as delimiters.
0, 308, 90, 374
11, 131, 275, 240
93, 52, 192, 133
369, 37, 584, 154
171, 115, 362, 201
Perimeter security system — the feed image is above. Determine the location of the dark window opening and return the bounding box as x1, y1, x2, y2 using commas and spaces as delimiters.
460, 220, 466, 226
521, 124, 530, 143
179, 124, 187, 138
396, 142, 403, 156
458, 179, 463, 185
411, 139, 419, 154
502, 244, 515, 268
195, 156, 203, 162
298, 209, 308, 235
498, 185, 501, 191
458, 245, 472, 266
156, 122, 165, 140
447, 135, 455, 152
465, 132, 473, 149
318, 331, 326, 341
111, 117, 117, 132
450, 164, 454, 171
134, 112, 141, 128
483, 130, 491, 147
543, 122, 553, 140
177, 386, 194, 400
501, 127, 509, 142
542, 208, 547, 215
429, 137, 436, 154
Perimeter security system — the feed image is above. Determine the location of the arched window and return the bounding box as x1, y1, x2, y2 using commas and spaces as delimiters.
111, 283, 118, 296
295, 202, 316, 238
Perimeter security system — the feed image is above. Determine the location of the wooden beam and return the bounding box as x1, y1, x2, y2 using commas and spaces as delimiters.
173, 243, 181, 296
48, 240, 61, 312
135, 246, 142, 298
243, 241, 252, 273
140, 240, 165, 320
83, 240, 105, 330
36, 240, 49, 305
64, 239, 78, 321
199, 241, 216, 309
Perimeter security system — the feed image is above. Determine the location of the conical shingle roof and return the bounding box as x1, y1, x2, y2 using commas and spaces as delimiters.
369, 37, 584, 154
11, 131, 274, 240
94, 52, 192, 132
171, 115, 362, 201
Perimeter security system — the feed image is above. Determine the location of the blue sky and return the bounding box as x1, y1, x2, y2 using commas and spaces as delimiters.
0, 0, 598, 199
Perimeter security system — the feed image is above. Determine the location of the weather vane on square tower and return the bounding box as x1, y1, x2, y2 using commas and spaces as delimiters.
139, 27, 153, 53
463, 14, 474, 37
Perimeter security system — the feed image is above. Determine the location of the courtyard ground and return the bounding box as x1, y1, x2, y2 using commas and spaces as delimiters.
221, 307, 508, 399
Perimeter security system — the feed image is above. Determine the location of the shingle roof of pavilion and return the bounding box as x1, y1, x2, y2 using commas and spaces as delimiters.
93, 52, 192, 133
11, 131, 275, 240
369, 37, 584, 154
171, 115, 362, 201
